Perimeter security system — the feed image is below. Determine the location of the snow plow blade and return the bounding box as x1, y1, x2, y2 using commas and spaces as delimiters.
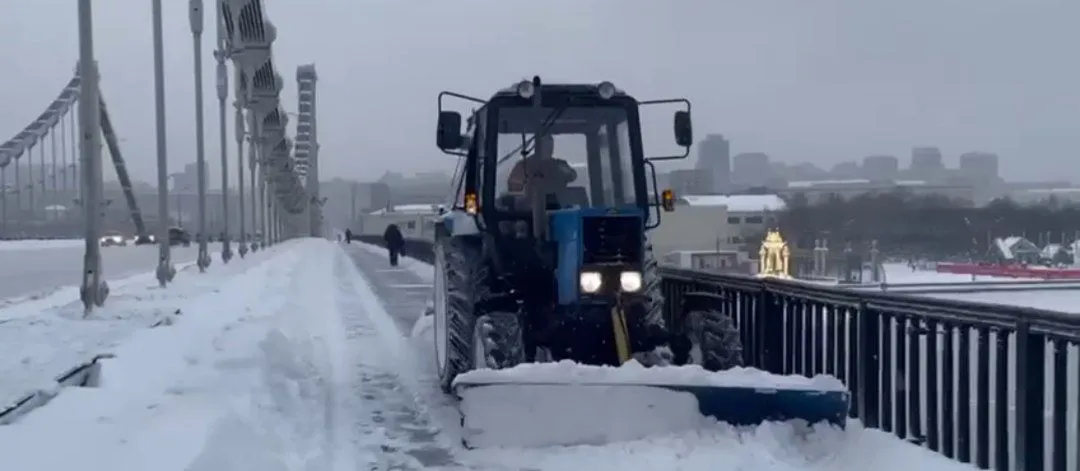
452, 362, 850, 448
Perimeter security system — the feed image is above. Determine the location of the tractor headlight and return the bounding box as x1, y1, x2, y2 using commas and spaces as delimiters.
619, 271, 643, 292
597, 81, 617, 99
579, 271, 602, 293
516, 80, 536, 99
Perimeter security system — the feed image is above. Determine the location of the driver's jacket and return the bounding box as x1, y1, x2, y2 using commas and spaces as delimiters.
506, 156, 577, 194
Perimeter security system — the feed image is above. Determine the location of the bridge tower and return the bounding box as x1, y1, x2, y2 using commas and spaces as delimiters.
295, 64, 320, 237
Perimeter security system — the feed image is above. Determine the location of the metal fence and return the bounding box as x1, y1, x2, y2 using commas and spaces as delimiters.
358, 235, 1080, 471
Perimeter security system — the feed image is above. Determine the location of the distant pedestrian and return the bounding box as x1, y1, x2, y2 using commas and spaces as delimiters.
344, 228, 353, 244
384, 224, 404, 267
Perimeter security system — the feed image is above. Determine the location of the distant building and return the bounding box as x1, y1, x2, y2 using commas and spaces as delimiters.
958, 152, 999, 181
668, 169, 712, 196
695, 134, 730, 192
173, 161, 207, 194
779, 179, 974, 205
830, 161, 861, 179
909, 147, 945, 181
861, 155, 899, 180
731, 152, 772, 188
957, 152, 1003, 204
676, 194, 785, 245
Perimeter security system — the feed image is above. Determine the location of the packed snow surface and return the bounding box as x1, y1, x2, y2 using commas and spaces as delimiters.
456, 360, 846, 391
460, 383, 715, 448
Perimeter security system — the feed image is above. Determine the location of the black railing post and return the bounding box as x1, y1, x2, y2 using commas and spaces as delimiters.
993, 329, 1010, 470
759, 288, 784, 374
856, 302, 880, 428
1050, 338, 1068, 471
974, 326, 991, 469
1015, 319, 1045, 471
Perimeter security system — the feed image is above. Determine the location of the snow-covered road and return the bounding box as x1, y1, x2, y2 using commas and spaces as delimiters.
0, 240, 982, 470
0, 240, 225, 301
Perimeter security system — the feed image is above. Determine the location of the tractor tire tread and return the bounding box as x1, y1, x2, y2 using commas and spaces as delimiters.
475, 311, 526, 369
687, 308, 744, 371
438, 236, 503, 392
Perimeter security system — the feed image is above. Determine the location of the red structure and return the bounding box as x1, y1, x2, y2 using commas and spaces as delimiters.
936, 262, 1080, 279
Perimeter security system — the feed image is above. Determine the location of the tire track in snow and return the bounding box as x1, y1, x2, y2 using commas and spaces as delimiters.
332, 245, 463, 470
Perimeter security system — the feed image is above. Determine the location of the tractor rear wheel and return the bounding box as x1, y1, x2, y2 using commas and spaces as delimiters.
472, 311, 525, 370
684, 307, 744, 371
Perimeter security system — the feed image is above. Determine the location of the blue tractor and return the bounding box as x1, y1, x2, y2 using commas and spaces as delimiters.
431, 77, 848, 446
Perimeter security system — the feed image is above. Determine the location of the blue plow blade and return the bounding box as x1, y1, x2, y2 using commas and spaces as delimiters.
651, 384, 850, 428
452, 378, 850, 448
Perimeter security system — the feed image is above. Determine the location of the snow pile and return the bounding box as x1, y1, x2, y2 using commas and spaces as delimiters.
0, 245, 269, 406
411, 309, 434, 340
454, 361, 846, 448
0, 240, 323, 471
460, 383, 713, 447
457, 360, 845, 391
465, 420, 981, 471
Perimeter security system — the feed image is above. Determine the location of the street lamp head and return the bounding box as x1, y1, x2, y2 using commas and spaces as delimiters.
189, 0, 204, 35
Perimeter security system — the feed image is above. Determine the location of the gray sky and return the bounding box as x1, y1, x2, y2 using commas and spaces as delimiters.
1, 0, 1077, 185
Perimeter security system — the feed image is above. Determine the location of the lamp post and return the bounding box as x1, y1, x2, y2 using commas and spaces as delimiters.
234, 103, 248, 257
190, 0, 211, 272
76, 0, 108, 311
152, 0, 175, 287
214, 2, 232, 263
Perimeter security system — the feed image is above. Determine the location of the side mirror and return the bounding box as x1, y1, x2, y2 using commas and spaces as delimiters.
661, 189, 676, 212
673, 111, 692, 148
436, 111, 464, 150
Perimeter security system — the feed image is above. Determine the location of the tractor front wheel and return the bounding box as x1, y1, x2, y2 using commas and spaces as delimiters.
472, 312, 526, 370
683, 307, 744, 371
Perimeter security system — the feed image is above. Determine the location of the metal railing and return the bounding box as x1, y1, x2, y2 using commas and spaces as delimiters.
360, 235, 1080, 470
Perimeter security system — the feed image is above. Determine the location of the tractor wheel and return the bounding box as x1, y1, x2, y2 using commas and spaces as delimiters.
641, 242, 665, 329
471, 311, 525, 370
434, 236, 492, 393
684, 308, 744, 371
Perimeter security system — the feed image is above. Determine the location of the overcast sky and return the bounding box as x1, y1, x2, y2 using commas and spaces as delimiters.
1, 0, 1077, 185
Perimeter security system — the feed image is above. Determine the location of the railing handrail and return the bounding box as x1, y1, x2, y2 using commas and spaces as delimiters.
658, 265, 1080, 341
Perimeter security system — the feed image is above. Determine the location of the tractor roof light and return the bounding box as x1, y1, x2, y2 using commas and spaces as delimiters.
516, 80, 536, 99
597, 81, 617, 99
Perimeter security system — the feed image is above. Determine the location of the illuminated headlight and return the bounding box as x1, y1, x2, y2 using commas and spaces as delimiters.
516, 80, 535, 99
619, 271, 643, 292
579, 271, 602, 293
597, 81, 616, 99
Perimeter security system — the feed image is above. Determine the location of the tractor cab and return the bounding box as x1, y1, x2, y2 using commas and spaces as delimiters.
437, 78, 689, 293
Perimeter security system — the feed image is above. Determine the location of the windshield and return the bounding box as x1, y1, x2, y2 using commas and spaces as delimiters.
490, 105, 639, 209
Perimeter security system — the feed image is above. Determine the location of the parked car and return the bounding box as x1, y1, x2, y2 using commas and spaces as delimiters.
100, 230, 127, 247
168, 227, 191, 247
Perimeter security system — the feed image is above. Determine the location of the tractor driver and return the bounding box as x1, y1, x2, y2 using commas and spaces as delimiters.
506, 134, 578, 202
